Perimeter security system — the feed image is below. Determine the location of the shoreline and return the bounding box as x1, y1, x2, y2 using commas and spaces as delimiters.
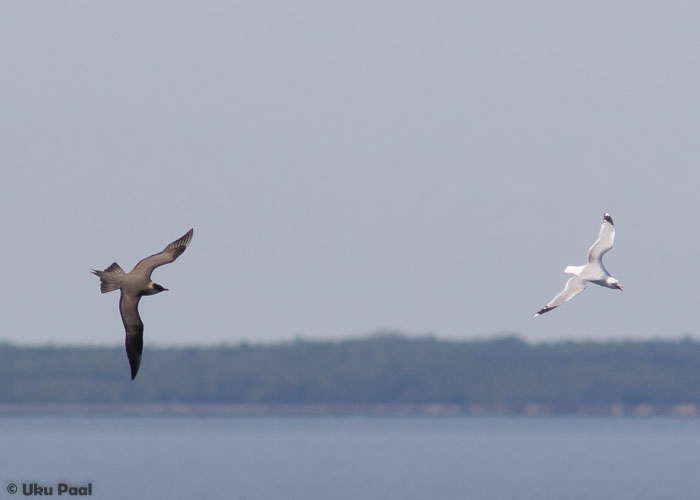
0, 403, 697, 417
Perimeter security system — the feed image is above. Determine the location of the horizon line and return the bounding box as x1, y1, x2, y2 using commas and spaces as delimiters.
0, 332, 698, 349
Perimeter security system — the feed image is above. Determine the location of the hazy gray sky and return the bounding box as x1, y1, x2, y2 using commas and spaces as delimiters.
1, 1, 699, 345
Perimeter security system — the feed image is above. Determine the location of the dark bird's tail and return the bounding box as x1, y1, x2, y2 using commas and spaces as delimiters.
92, 263, 126, 293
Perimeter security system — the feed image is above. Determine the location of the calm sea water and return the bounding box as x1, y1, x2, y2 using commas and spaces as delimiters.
0, 416, 699, 500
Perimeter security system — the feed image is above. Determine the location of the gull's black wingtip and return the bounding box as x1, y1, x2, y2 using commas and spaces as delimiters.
534, 305, 555, 317
603, 213, 614, 225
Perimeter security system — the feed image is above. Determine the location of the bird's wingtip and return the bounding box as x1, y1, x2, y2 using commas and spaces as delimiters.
603, 213, 614, 225
181, 228, 194, 245
534, 306, 554, 316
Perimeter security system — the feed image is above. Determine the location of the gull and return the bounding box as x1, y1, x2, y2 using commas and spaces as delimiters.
534, 214, 622, 316
92, 228, 193, 379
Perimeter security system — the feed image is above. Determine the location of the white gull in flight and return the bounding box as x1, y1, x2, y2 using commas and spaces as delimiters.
534, 213, 623, 317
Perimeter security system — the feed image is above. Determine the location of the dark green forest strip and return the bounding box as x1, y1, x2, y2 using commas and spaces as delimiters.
2, 335, 700, 414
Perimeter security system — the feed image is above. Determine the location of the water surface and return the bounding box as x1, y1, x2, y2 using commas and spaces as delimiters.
1, 416, 698, 500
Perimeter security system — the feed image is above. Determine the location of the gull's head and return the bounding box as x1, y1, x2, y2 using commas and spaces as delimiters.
606, 277, 623, 290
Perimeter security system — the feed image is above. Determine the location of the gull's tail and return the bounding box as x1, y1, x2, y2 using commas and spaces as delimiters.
91, 263, 126, 293
564, 265, 584, 276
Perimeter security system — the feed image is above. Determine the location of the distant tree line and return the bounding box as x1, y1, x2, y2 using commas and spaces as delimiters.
2, 335, 700, 411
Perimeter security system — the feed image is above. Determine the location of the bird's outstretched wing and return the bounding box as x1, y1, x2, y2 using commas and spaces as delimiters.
534, 277, 587, 316
132, 228, 194, 277
119, 293, 144, 380
587, 213, 615, 264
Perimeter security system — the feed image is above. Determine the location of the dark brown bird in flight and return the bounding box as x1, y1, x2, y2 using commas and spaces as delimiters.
92, 228, 193, 379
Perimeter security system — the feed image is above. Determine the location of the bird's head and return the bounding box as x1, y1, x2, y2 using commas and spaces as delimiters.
150, 282, 168, 294
606, 277, 623, 290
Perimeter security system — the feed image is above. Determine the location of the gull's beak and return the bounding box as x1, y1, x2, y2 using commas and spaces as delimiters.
617, 284, 624, 291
